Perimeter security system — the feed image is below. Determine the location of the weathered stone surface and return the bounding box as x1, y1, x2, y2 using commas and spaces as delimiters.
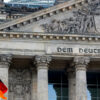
0, 1, 99, 100
43, 0, 100, 34
74, 57, 90, 100
95, 16, 100, 32
0, 0, 83, 31
35, 56, 51, 100
31, 68, 37, 100
9, 68, 32, 100
35, 55, 51, 67
74, 56, 90, 70
67, 67, 75, 100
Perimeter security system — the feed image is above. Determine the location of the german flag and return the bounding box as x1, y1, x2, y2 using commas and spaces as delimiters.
0, 80, 8, 100
0, 80, 8, 94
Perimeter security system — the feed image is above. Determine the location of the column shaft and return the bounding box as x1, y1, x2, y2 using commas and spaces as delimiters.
76, 67, 87, 100
74, 57, 90, 100
68, 71, 75, 100
35, 56, 51, 100
37, 67, 48, 100
31, 70, 37, 100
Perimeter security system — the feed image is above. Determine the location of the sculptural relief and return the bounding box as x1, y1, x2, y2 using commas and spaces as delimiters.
42, 0, 100, 34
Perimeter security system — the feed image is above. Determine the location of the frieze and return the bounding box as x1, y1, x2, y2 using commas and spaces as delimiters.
42, 0, 100, 34
46, 44, 100, 56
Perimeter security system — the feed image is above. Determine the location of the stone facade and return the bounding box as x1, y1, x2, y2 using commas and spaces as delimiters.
9, 68, 31, 100
0, 0, 100, 100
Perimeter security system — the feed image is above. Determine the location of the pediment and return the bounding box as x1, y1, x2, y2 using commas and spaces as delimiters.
42, 0, 100, 34
0, 0, 100, 34
14, 9, 74, 32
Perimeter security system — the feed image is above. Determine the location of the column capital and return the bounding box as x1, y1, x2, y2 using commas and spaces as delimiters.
0, 54, 12, 66
73, 56, 90, 71
35, 55, 52, 69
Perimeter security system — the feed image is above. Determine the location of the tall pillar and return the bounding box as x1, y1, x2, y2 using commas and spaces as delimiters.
35, 56, 51, 100
74, 57, 90, 100
67, 67, 75, 100
0, 55, 12, 100
31, 68, 37, 100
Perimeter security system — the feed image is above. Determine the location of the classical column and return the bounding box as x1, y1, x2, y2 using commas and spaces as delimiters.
31, 68, 37, 100
35, 56, 51, 100
67, 67, 75, 100
74, 57, 90, 100
0, 55, 12, 100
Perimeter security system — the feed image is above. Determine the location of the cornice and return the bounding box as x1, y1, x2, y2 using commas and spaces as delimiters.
0, 31, 100, 42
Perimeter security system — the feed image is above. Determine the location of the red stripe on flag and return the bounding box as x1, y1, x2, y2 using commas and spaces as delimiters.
0, 80, 8, 94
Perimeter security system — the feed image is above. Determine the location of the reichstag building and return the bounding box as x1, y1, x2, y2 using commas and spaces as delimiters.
0, 0, 100, 100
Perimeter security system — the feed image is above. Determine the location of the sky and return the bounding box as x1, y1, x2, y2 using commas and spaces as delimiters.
4, 0, 11, 3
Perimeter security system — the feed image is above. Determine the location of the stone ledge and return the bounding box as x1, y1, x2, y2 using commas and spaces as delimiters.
0, 31, 100, 42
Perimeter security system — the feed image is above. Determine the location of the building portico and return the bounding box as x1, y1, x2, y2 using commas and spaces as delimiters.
5, 55, 100, 100
0, 31, 100, 100
0, 49, 100, 100
0, 0, 100, 100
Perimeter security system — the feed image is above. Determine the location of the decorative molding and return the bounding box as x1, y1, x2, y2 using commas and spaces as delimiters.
0, 31, 100, 41
74, 56, 90, 70
35, 55, 51, 69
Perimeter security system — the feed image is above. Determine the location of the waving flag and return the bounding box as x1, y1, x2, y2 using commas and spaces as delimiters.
0, 80, 8, 100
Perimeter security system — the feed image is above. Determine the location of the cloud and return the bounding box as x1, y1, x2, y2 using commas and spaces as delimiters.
4, 0, 11, 3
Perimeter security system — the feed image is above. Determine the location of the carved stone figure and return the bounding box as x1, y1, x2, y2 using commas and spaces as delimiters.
42, 0, 100, 34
